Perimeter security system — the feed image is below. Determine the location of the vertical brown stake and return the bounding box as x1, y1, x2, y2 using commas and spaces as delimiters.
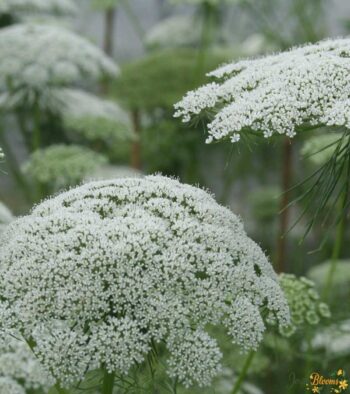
276, 137, 293, 273
104, 8, 115, 56
131, 109, 141, 170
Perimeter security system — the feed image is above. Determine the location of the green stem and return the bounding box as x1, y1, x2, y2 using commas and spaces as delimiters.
54, 384, 71, 394
0, 128, 32, 201
231, 350, 255, 394
32, 101, 41, 152
323, 187, 348, 299
102, 369, 115, 394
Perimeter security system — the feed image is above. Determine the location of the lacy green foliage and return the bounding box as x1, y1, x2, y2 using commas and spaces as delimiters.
248, 186, 281, 222
0, 0, 77, 19
175, 38, 350, 144
0, 24, 118, 92
146, 15, 201, 50
113, 48, 233, 111
0, 336, 52, 393
55, 88, 134, 143
278, 274, 331, 337
23, 144, 107, 192
312, 319, 350, 357
0, 176, 289, 388
301, 132, 343, 166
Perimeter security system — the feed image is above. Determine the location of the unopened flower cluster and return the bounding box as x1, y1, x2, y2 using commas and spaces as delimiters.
0, 24, 118, 91
0, 0, 77, 18
0, 176, 289, 388
175, 38, 350, 144
278, 274, 330, 337
23, 144, 107, 191
0, 335, 52, 394
55, 88, 134, 143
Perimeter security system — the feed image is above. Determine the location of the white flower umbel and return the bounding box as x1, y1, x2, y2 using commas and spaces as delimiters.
54, 88, 134, 143
0, 0, 77, 18
146, 15, 201, 49
0, 377, 25, 394
175, 38, 350, 144
0, 176, 289, 388
0, 24, 118, 91
0, 335, 52, 392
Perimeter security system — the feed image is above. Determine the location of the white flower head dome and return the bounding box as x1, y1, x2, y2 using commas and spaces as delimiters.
54, 88, 134, 143
0, 336, 52, 393
175, 37, 350, 144
0, 24, 118, 91
0, 176, 289, 388
0, 0, 77, 19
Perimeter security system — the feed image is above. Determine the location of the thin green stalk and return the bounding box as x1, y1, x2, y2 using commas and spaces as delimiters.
102, 369, 115, 394
323, 187, 348, 299
32, 100, 41, 152
231, 350, 255, 394
0, 128, 32, 201
54, 384, 71, 394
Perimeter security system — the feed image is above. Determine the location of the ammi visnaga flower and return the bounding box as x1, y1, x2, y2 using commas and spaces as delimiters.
175, 38, 350, 144
0, 176, 289, 388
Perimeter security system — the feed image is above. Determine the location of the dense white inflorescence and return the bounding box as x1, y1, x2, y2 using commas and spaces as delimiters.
54, 88, 134, 142
0, 176, 289, 388
0, 336, 52, 392
0, 0, 77, 18
146, 15, 201, 49
0, 24, 118, 91
175, 38, 350, 144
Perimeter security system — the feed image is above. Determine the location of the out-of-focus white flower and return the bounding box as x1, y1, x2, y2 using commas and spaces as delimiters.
54, 88, 134, 143
146, 15, 201, 49
0, 377, 25, 394
0, 148, 4, 160
175, 38, 350, 144
0, 336, 52, 392
0, 176, 289, 388
312, 320, 350, 357
0, 0, 77, 19
0, 24, 118, 91
23, 144, 108, 192
84, 165, 142, 182
307, 260, 350, 293
170, 0, 240, 5
240, 34, 273, 57
278, 274, 330, 337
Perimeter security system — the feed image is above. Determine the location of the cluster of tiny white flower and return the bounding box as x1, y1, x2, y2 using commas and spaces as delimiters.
54, 88, 134, 142
0, 0, 77, 18
174, 38, 350, 144
23, 144, 107, 192
0, 24, 118, 91
146, 15, 201, 49
0, 377, 25, 394
0, 176, 289, 387
0, 335, 52, 393
278, 274, 331, 337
